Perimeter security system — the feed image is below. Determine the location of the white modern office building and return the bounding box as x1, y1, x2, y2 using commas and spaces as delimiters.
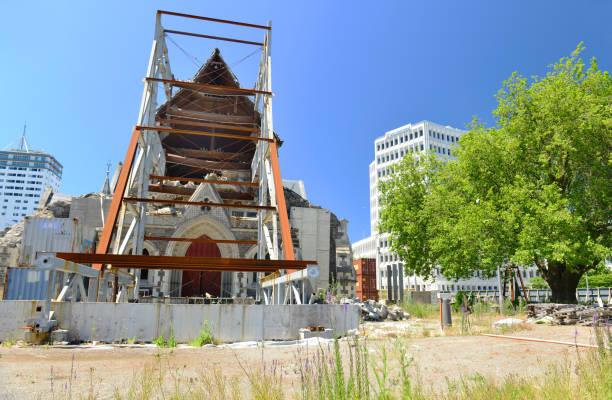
352, 120, 540, 299
0, 136, 62, 228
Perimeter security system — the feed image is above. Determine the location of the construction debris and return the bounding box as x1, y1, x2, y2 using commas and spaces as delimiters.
527, 303, 612, 326
341, 298, 410, 321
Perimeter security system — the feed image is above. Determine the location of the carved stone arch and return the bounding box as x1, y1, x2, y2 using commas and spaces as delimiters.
125, 240, 159, 256
165, 215, 239, 258
244, 245, 258, 259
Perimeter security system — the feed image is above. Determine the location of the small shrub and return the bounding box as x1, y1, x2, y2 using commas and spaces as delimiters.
190, 321, 216, 346
153, 326, 177, 348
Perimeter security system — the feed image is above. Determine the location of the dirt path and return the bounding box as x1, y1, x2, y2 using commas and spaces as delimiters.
0, 325, 597, 399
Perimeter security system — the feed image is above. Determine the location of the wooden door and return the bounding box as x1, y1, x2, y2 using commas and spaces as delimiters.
182, 236, 222, 297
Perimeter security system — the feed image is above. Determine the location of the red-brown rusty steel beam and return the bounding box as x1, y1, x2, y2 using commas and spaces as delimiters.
165, 153, 249, 170
149, 175, 259, 187
157, 10, 271, 30
269, 140, 296, 263
123, 197, 275, 211
93, 127, 140, 270
156, 118, 260, 133
150, 175, 259, 187
148, 184, 254, 200
55, 253, 313, 271
148, 184, 194, 196
164, 29, 264, 47
145, 236, 257, 245
144, 77, 272, 96
136, 125, 273, 142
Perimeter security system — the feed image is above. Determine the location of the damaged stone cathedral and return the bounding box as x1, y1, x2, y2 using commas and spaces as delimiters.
0, 49, 355, 302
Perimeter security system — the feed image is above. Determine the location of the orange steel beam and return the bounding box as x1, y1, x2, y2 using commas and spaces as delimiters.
145, 236, 257, 245
157, 10, 271, 30
148, 183, 194, 196
165, 153, 249, 170
156, 118, 260, 133
55, 253, 313, 269
150, 174, 259, 187
136, 125, 273, 142
123, 197, 276, 211
145, 77, 272, 96
164, 29, 264, 46
482, 334, 598, 349
93, 127, 140, 270
269, 140, 295, 261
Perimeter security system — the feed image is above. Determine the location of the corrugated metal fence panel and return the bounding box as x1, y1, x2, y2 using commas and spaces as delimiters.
455, 288, 612, 303
19, 217, 78, 266
4, 267, 55, 300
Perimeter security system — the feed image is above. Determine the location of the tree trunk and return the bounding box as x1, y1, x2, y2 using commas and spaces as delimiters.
540, 261, 583, 303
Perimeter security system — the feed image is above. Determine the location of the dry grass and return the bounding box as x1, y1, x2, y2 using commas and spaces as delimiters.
106, 323, 612, 400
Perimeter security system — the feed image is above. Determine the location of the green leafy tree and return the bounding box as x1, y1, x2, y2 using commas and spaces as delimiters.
527, 276, 550, 289
379, 44, 611, 303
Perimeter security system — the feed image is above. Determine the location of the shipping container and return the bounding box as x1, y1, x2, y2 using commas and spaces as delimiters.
19, 217, 95, 266
354, 258, 378, 301
3, 267, 58, 300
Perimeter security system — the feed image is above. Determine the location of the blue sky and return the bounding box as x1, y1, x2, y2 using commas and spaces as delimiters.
1, 1, 611, 242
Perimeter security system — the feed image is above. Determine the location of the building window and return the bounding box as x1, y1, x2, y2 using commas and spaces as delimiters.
420, 130, 423, 137
400, 137, 403, 143
409, 133, 413, 140
441, 134, 445, 140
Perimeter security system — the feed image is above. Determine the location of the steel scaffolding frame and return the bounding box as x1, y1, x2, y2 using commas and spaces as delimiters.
55, 10, 312, 301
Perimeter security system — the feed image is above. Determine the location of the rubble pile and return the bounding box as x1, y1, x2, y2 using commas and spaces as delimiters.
341, 298, 410, 321
527, 303, 612, 326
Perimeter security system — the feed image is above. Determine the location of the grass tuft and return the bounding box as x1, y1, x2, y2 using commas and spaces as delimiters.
189, 321, 217, 347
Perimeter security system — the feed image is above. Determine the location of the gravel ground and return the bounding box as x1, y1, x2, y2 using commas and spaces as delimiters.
0, 323, 598, 399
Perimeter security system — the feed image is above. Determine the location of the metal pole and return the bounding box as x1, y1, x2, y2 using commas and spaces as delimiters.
497, 265, 503, 315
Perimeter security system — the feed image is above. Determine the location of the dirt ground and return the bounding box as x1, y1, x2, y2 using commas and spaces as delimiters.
0, 323, 598, 399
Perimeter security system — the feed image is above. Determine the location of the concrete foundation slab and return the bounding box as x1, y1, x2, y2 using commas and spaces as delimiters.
298, 328, 335, 340
0, 301, 359, 343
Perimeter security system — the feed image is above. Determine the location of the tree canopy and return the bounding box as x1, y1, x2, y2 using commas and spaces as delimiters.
378, 45, 611, 302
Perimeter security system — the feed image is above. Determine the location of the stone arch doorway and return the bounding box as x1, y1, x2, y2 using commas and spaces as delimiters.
182, 235, 222, 297
164, 215, 240, 297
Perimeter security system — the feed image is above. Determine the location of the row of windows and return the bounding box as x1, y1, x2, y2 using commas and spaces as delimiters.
378, 168, 395, 178
2, 193, 38, 198
380, 253, 399, 263
0, 167, 61, 179
0, 212, 26, 217
429, 130, 459, 143
429, 144, 452, 156
0, 172, 44, 178
377, 143, 424, 164
1, 205, 28, 209
1, 186, 41, 191
376, 129, 424, 151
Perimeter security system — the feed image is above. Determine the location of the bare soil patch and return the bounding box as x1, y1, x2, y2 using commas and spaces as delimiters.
0, 324, 596, 399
